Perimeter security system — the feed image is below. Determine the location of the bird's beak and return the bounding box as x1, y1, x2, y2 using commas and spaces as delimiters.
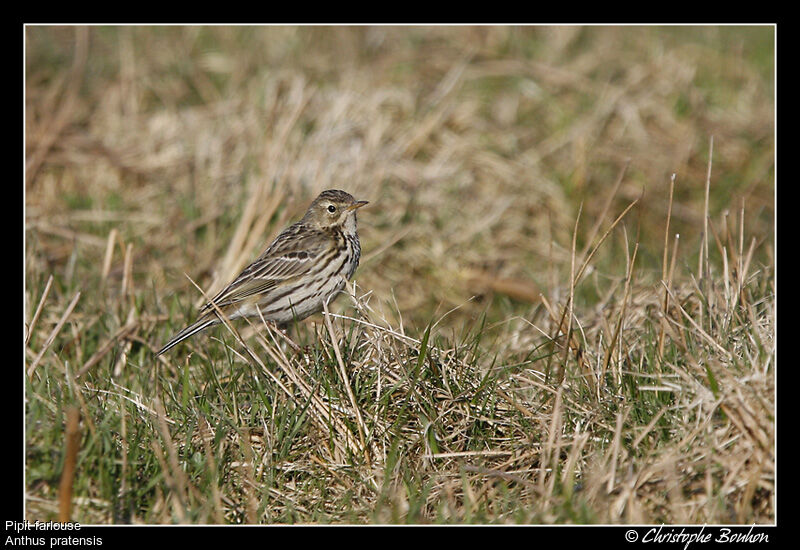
347, 200, 369, 211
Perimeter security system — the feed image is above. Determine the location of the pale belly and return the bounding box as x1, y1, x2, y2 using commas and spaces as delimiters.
228, 275, 348, 325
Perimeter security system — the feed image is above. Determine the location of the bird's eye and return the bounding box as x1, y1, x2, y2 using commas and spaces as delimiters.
327, 205, 336, 213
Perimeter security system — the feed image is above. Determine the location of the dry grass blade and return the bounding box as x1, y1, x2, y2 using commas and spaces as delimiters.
58, 406, 81, 522
601, 241, 639, 390
579, 161, 629, 260
539, 385, 563, 499
101, 228, 118, 284
77, 317, 138, 378
152, 398, 189, 523
27, 291, 81, 379
657, 174, 677, 361
25, 273, 53, 347
236, 429, 260, 524
660, 281, 733, 359
699, 135, 714, 281
122, 242, 135, 304
198, 417, 225, 523
573, 197, 640, 287
323, 296, 369, 463
605, 407, 630, 495
545, 202, 582, 386
631, 405, 669, 449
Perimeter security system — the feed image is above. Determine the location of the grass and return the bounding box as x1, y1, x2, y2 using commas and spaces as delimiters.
24, 25, 774, 524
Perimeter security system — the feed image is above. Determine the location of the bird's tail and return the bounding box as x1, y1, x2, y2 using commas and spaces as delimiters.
156, 316, 218, 356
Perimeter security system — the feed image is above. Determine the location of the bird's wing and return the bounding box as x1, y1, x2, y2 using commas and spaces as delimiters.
200, 224, 327, 312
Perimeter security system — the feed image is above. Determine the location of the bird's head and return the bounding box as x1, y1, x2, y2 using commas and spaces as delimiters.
303, 189, 368, 231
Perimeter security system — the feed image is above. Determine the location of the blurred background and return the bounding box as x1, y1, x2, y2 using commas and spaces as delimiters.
25, 25, 774, 335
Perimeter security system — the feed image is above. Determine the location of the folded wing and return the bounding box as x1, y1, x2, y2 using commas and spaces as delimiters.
199, 224, 326, 312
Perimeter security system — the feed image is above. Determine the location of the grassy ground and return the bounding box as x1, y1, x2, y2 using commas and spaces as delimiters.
24, 26, 774, 524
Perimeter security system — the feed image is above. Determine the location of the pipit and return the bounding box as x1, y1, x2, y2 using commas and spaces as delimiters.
157, 189, 368, 355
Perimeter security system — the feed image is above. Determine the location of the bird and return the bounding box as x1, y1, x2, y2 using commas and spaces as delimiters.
157, 189, 368, 356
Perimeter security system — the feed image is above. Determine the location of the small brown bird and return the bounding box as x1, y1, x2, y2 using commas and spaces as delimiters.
157, 189, 368, 355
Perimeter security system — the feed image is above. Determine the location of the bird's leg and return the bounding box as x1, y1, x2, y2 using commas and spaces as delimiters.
270, 322, 304, 354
